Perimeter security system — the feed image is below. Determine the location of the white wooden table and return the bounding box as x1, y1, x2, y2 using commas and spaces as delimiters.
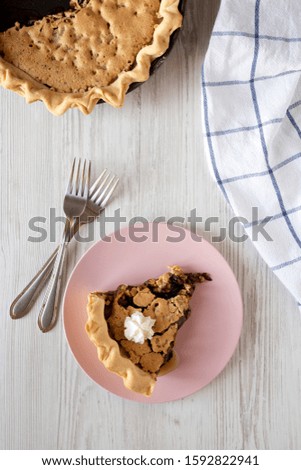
1, 0, 301, 450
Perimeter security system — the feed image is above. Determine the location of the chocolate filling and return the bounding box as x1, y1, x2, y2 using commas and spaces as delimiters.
94, 266, 212, 378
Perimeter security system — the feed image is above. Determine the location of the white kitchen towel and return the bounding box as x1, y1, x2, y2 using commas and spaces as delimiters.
202, 0, 301, 307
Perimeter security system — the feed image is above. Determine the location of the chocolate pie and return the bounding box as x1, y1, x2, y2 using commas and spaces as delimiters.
0, 0, 182, 115
86, 265, 211, 396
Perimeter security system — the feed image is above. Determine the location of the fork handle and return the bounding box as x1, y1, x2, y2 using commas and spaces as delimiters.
10, 249, 58, 319
9, 219, 81, 320
37, 228, 70, 333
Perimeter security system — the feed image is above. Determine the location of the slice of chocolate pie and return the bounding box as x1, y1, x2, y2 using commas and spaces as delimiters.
0, 0, 182, 115
86, 265, 211, 396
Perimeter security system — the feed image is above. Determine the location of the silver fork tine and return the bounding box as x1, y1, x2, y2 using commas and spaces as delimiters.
90, 172, 111, 203
95, 175, 115, 205
96, 175, 119, 206
78, 159, 90, 197
89, 169, 108, 197
83, 160, 91, 199
67, 158, 76, 194
100, 177, 119, 208
77, 159, 86, 197
72, 158, 81, 196
95, 175, 116, 206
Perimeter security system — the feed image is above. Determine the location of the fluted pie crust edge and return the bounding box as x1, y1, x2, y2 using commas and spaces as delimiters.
86, 293, 156, 397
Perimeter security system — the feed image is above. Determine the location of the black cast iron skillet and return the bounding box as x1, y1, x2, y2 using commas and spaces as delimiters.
0, 0, 186, 99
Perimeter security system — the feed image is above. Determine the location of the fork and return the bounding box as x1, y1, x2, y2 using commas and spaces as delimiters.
37, 158, 91, 332
10, 169, 119, 321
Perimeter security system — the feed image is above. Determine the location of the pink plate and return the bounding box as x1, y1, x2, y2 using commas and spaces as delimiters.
63, 223, 243, 403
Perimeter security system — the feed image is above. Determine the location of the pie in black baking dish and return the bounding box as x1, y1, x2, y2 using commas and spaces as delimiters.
0, 0, 182, 114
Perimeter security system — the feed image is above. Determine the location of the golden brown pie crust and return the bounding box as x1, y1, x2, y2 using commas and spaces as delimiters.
86, 293, 156, 396
0, 0, 182, 115
86, 266, 211, 397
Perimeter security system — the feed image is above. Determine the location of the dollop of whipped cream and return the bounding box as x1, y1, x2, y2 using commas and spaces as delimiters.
124, 311, 156, 344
